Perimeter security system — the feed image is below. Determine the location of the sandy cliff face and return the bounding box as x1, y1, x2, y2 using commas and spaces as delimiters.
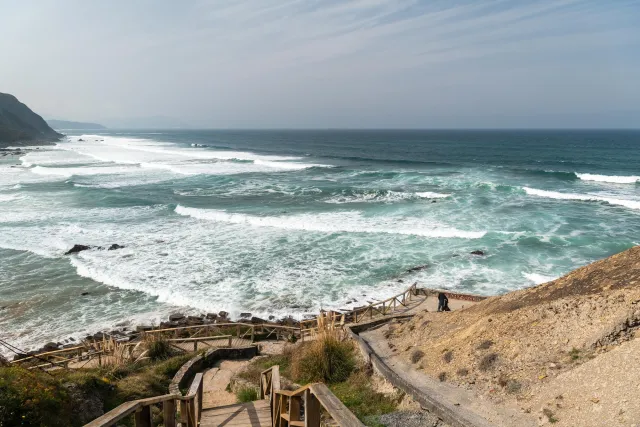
0, 92, 62, 145
389, 246, 640, 425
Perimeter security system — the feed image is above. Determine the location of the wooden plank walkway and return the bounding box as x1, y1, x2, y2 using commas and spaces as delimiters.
200, 400, 271, 427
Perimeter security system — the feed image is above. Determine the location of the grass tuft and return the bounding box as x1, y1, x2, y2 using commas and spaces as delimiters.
236, 386, 259, 403
456, 368, 469, 377
479, 353, 498, 371
410, 349, 425, 364
290, 334, 356, 384
477, 340, 494, 350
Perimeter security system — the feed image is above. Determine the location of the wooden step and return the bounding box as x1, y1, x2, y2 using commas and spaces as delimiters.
200, 399, 271, 427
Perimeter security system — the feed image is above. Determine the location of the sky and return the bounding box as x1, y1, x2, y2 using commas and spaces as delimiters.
1, 0, 639, 129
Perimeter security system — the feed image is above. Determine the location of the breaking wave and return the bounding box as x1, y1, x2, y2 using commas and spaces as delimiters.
325, 189, 450, 204
522, 187, 640, 211
174, 205, 485, 238
576, 173, 640, 184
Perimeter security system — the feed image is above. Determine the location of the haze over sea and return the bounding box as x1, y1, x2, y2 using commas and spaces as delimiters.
1, 129, 639, 353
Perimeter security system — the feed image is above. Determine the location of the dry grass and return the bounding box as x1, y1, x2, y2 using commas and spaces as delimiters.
410, 349, 425, 364
478, 353, 498, 371
477, 340, 494, 350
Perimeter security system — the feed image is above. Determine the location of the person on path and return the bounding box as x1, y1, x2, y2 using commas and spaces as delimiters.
437, 292, 450, 312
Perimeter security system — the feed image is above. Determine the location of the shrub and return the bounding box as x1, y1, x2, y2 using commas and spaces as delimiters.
438, 372, 447, 382
479, 353, 498, 371
477, 340, 494, 350
291, 335, 355, 384
506, 380, 522, 394
443, 351, 453, 363
236, 386, 258, 403
146, 337, 173, 361
0, 366, 75, 427
456, 368, 469, 377
410, 350, 425, 364
329, 371, 399, 423
569, 348, 580, 361
543, 408, 558, 423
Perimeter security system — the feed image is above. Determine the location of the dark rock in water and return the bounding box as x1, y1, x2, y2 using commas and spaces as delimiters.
268, 315, 276, 321
42, 342, 59, 352
13, 353, 28, 361
65, 244, 92, 255
250, 316, 266, 324
136, 325, 152, 332
218, 311, 229, 319
397, 279, 404, 283
471, 250, 485, 256
206, 313, 218, 319
239, 312, 252, 319
69, 337, 76, 342
278, 316, 299, 327
81, 292, 90, 296
431, 200, 437, 203
78, 138, 85, 142
108, 244, 125, 251
187, 315, 204, 325
406, 265, 429, 273
93, 332, 106, 341
169, 313, 185, 322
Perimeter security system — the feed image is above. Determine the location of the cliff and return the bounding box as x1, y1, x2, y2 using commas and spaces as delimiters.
389, 245, 640, 426
47, 119, 106, 130
0, 92, 62, 146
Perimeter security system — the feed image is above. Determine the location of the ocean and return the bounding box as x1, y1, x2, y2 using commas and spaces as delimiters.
1, 129, 639, 354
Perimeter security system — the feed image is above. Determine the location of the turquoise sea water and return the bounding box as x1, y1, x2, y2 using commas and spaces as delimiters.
1, 130, 639, 354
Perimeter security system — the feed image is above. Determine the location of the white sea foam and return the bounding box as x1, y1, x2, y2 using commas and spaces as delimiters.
0, 194, 21, 202
175, 205, 486, 238
49, 135, 327, 176
523, 187, 640, 211
522, 272, 557, 285
576, 173, 640, 184
414, 191, 451, 198
31, 165, 140, 177
325, 190, 450, 204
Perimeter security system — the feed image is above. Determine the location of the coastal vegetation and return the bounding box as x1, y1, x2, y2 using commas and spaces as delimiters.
237, 331, 402, 426
0, 350, 190, 427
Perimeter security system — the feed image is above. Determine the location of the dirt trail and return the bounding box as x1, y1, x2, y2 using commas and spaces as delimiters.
361, 323, 537, 426
202, 359, 251, 409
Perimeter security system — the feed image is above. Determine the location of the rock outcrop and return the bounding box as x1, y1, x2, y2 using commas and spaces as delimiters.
0, 92, 62, 145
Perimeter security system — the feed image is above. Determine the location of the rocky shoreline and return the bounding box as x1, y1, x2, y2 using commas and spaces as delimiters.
12, 245, 490, 361
12, 309, 303, 361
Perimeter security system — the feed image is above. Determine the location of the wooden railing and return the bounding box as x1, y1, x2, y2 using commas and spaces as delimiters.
300, 282, 420, 333
84, 372, 204, 427
144, 322, 301, 345
260, 366, 364, 427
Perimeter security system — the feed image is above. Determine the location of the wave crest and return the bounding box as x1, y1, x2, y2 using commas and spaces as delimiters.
576, 173, 640, 184
325, 189, 450, 204
175, 205, 485, 239
522, 187, 640, 210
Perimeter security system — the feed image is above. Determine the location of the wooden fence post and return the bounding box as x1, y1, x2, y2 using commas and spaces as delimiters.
304, 389, 320, 427
134, 406, 152, 427
163, 399, 177, 427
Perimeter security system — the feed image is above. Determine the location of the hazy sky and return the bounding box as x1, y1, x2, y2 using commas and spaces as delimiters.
1, 0, 639, 128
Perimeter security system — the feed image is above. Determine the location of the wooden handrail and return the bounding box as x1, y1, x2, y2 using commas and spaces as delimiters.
84, 372, 203, 427
145, 322, 299, 334
261, 365, 364, 427
300, 282, 419, 329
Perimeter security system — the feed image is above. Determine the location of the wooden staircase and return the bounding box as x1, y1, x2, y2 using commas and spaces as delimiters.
84, 365, 362, 427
